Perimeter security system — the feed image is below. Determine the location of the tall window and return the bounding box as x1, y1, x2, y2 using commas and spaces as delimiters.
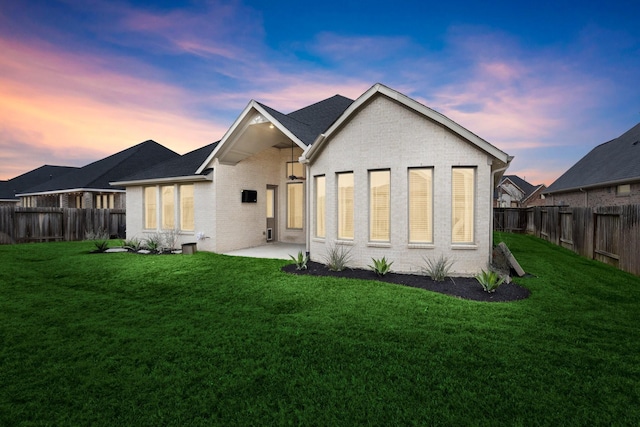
409, 168, 433, 243
315, 176, 326, 238
287, 183, 303, 229
161, 185, 175, 229
369, 170, 390, 242
144, 187, 157, 229
452, 168, 475, 243
180, 184, 194, 231
337, 172, 354, 239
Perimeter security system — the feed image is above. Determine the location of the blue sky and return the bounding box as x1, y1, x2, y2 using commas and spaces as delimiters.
1, 0, 639, 185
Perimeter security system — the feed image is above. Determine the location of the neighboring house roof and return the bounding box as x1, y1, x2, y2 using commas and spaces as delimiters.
0, 165, 78, 201
495, 175, 546, 205
18, 140, 179, 196
112, 141, 219, 185
546, 122, 640, 194
303, 83, 512, 166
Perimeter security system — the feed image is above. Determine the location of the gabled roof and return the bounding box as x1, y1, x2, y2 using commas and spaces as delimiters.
495, 175, 546, 202
546, 122, 640, 194
302, 83, 512, 167
18, 140, 179, 196
198, 94, 353, 170
112, 141, 218, 186
0, 165, 78, 201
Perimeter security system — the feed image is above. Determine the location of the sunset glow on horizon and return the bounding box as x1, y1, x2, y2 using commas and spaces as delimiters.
1, 1, 639, 186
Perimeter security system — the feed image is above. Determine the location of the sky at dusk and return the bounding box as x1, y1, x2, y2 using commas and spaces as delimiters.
1, 0, 639, 185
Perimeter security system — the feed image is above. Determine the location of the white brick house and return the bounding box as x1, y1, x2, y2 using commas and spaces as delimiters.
113, 83, 512, 276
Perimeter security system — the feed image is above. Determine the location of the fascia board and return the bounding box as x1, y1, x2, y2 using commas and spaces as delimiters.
196, 101, 305, 173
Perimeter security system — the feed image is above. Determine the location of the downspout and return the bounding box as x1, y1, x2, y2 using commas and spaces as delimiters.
490, 159, 512, 262
579, 187, 587, 207
301, 158, 311, 259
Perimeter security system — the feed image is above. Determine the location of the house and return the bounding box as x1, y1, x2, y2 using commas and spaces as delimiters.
17, 140, 179, 209
495, 175, 546, 207
0, 165, 78, 206
113, 84, 512, 276
544, 123, 640, 207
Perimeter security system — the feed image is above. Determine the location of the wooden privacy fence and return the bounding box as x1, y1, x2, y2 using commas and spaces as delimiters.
0, 207, 126, 244
494, 205, 640, 277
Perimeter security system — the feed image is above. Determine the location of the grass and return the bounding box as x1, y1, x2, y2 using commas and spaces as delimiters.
1, 234, 639, 426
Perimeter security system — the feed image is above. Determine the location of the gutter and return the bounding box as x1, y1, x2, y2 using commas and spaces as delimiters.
544, 177, 638, 195
110, 172, 213, 187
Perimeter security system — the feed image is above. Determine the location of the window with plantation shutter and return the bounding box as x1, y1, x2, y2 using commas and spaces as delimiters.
287, 183, 303, 229
409, 168, 433, 243
337, 172, 354, 239
451, 168, 475, 243
161, 185, 175, 229
180, 184, 194, 231
369, 170, 390, 242
144, 187, 157, 229
315, 176, 326, 238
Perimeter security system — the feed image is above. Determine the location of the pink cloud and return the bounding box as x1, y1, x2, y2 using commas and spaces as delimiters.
0, 37, 227, 180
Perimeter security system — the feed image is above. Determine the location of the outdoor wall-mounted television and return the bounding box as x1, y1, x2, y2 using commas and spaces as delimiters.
241, 190, 257, 203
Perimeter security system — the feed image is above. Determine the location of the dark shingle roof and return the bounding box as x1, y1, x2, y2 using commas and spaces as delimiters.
0, 165, 78, 200
116, 141, 219, 182
260, 94, 354, 145
503, 175, 537, 198
546, 123, 640, 193
113, 95, 354, 184
20, 140, 179, 194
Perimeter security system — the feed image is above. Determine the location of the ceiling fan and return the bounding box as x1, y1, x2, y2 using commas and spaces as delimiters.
288, 142, 306, 180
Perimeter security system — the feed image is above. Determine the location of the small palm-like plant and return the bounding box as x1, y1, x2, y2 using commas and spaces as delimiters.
475, 269, 506, 293
289, 251, 308, 270
85, 229, 110, 253
324, 244, 352, 272
369, 256, 393, 277
422, 255, 454, 281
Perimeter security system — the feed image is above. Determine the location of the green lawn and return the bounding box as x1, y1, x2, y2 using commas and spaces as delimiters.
1, 233, 639, 426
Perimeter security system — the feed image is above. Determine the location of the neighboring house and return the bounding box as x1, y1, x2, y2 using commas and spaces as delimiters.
114, 84, 512, 276
545, 123, 640, 207
18, 140, 179, 209
0, 165, 78, 206
495, 175, 546, 207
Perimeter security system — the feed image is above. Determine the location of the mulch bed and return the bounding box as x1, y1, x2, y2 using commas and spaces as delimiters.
282, 261, 530, 302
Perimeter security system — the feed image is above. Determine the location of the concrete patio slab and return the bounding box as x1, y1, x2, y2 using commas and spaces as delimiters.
223, 243, 305, 260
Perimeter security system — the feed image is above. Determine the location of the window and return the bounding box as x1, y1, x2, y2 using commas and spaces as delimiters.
369, 170, 390, 241
315, 176, 326, 238
287, 182, 303, 229
617, 184, 631, 195
74, 195, 83, 209
452, 168, 475, 243
144, 187, 157, 229
266, 188, 274, 218
337, 172, 354, 239
409, 168, 433, 243
161, 185, 175, 229
180, 184, 194, 231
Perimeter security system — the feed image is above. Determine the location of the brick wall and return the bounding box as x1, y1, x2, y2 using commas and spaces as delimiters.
308, 95, 495, 276
546, 182, 640, 207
